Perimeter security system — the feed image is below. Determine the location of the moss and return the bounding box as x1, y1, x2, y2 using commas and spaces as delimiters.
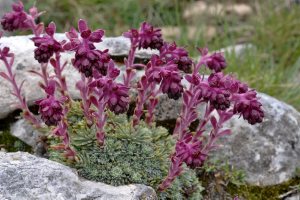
197, 159, 300, 199
49, 101, 204, 199
0, 107, 36, 153
0, 130, 32, 152
226, 177, 300, 200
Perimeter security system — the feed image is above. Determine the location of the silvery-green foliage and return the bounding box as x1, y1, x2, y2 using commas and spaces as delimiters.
49, 101, 204, 199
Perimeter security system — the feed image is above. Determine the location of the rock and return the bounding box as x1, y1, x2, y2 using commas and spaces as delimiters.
0, 35, 157, 119
155, 91, 300, 186
286, 194, 300, 200
207, 3, 225, 16
187, 26, 217, 40
225, 4, 252, 17
10, 119, 47, 157
0, 151, 157, 200
215, 93, 300, 186
160, 25, 216, 42
10, 119, 40, 147
183, 1, 252, 19
183, 1, 224, 19
183, 1, 208, 19
160, 26, 181, 40
218, 43, 254, 57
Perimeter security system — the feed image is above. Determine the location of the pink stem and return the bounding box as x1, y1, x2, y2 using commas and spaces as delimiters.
133, 91, 147, 126
27, 15, 39, 37
79, 75, 93, 126
40, 63, 49, 87
173, 88, 198, 140
54, 52, 70, 101
145, 83, 160, 125
194, 104, 214, 139
123, 45, 137, 87
2, 57, 40, 127
133, 79, 150, 127
95, 98, 107, 145
173, 57, 206, 139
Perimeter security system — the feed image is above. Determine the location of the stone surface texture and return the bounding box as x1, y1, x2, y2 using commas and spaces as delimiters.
10, 119, 40, 147
183, 1, 252, 19
218, 43, 254, 57
0, 152, 157, 200
155, 92, 300, 186
216, 94, 300, 186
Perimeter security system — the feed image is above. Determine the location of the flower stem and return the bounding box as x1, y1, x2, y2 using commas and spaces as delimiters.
123, 44, 137, 87
1, 56, 40, 127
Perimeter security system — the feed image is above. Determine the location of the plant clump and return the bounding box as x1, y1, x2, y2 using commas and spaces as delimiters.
0, 1, 264, 197
49, 102, 204, 199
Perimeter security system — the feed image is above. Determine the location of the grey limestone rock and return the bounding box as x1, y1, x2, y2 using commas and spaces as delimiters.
215, 93, 300, 186
0, 151, 157, 200
10, 119, 40, 147
155, 92, 300, 186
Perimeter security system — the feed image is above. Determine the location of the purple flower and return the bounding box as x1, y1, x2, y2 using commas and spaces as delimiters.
206, 52, 227, 72
124, 22, 163, 50
107, 83, 130, 114
211, 92, 231, 110
145, 55, 184, 100
64, 20, 107, 77
146, 55, 164, 83
36, 95, 64, 126
175, 134, 206, 168
0, 46, 13, 60
64, 20, 104, 51
207, 72, 249, 94
198, 76, 231, 111
35, 81, 64, 126
94, 49, 110, 75
158, 156, 183, 191
123, 29, 139, 44
185, 74, 202, 85
90, 77, 130, 115
139, 22, 163, 50
0, 1, 30, 32
238, 82, 248, 94
72, 48, 110, 77
161, 69, 183, 100
232, 91, 264, 124
159, 42, 193, 73
31, 22, 63, 63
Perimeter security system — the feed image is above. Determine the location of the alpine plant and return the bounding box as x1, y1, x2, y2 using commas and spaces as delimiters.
0, 1, 264, 191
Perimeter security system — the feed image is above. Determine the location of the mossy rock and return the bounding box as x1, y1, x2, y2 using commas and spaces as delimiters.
0, 130, 32, 152
226, 177, 300, 200
49, 101, 204, 199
